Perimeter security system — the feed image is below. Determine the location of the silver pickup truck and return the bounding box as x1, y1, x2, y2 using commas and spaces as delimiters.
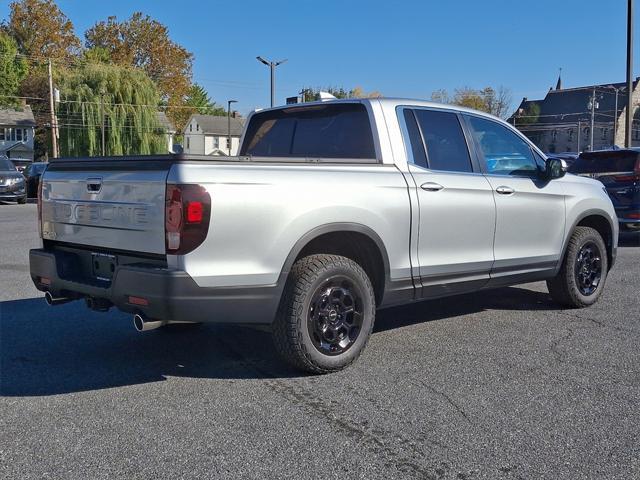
30, 99, 618, 373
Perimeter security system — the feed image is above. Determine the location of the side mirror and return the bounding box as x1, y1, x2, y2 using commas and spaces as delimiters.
545, 158, 568, 179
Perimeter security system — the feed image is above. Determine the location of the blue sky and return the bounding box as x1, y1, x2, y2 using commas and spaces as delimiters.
2, 0, 638, 115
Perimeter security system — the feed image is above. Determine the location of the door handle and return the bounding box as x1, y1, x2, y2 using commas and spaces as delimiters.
420, 182, 444, 192
495, 185, 515, 195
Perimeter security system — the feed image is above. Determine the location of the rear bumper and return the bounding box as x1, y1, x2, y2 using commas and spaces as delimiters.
29, 248, 281, 325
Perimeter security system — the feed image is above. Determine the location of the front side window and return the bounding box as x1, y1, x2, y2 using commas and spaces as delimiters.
467, 115, 539, 176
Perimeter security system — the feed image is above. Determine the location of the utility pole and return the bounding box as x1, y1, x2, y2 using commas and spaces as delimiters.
588, 87, 599, 151
227, 99, 237, 156
47, 59, 58, 159
100, 92, 105, 156
576, 121, 581, 152
614, 88, 619, 145
625, 0, 634, 147
256, 56, 287, 107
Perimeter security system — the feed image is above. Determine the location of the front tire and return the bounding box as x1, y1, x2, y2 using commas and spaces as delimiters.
547, 226, 608, 308
272, 254, 376, 374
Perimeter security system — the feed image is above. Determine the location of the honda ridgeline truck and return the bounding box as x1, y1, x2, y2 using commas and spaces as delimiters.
29, 99, 618, 373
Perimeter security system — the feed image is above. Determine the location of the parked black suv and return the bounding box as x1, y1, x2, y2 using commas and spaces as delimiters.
569, 149, 640, 232
23, 162, 47, 198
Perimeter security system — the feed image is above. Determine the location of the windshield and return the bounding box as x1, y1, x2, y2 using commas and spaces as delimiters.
0, 158, 16, 171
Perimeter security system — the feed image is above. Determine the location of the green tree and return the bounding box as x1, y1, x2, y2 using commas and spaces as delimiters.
452, 87, 487, 112
514, 102, 540, 126
57, 63, 165, 157
430, 85, 513, 119
0, 31, 28, 107
300, 86, 382, 102
184, 83, 226, 115
85, 12, 193, 129
6, 0, 80, 60
82, 46, 111, 65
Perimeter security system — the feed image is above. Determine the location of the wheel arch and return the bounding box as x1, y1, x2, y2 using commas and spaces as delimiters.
276, 223, 391, 306
560, 209, 616, 272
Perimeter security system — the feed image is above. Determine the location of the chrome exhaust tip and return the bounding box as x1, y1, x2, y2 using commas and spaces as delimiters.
44, 291, 72, 306
133, 313, 166, 332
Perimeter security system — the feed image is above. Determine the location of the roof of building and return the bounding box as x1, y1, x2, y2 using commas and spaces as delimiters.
187, 114, 245, 136
510, 78, 640, 126
0, 105, 36, 127
156, 111, 176, 133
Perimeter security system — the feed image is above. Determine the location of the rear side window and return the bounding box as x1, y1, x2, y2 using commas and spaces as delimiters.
240, 103, 376, 159
569, 151, 639, 174
401, 108, 472, 173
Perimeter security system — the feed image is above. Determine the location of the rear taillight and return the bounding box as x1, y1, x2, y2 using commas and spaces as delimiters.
37, 179, 43, 238
165, 184, 211, 255
625, 212, 640, 219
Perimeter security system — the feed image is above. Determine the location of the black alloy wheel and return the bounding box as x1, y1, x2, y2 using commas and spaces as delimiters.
307, 275, 364, 356
574, 241, 602, 296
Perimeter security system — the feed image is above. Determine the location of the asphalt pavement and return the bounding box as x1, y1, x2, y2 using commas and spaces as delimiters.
1, 203, 639, 479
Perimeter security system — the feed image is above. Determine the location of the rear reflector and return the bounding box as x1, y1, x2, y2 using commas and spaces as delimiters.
186, 201, 203, 223
128, 296, 149, 306
625, 212, 640, 219
165, 184, 211, 255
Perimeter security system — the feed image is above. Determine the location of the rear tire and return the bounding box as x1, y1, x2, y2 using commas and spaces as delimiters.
17, 196, 27, 204
547, 226, 608, 308
272, 254, 376, 374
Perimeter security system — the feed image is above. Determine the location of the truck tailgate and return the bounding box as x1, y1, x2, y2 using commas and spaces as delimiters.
41, 163, 169, 255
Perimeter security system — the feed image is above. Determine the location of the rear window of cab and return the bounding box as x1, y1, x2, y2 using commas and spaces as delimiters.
240, 103, 376, 159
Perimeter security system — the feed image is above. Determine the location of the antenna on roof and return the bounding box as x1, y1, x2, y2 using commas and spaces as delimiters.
318, 91, 337, 101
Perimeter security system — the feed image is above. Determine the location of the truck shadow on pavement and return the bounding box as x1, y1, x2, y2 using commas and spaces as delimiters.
1, 286, 559, 397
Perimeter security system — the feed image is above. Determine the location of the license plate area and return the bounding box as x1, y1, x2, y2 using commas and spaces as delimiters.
91, 253, 117, 282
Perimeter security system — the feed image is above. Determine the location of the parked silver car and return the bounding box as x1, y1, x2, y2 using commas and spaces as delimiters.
30, 99, 618, 373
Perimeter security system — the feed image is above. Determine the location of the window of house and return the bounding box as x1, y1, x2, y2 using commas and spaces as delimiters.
467, 115, 539, 177
189, 124, 193, 132
23, 129, 28, 142
0, 129, 4, 141
213, 137, 219, 149
551, 129, 557, 141
197, 124, 199, 131
186, 137, 190, 149
16, 129, 22, 141
601, 128, 608, 140
568, 129, 574, 142
226, 138, 231, 150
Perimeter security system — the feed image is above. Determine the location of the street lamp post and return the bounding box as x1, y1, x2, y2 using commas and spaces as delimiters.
256, 56, 287, 107
625, 0, 634, 147
227, 99, 237, 156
